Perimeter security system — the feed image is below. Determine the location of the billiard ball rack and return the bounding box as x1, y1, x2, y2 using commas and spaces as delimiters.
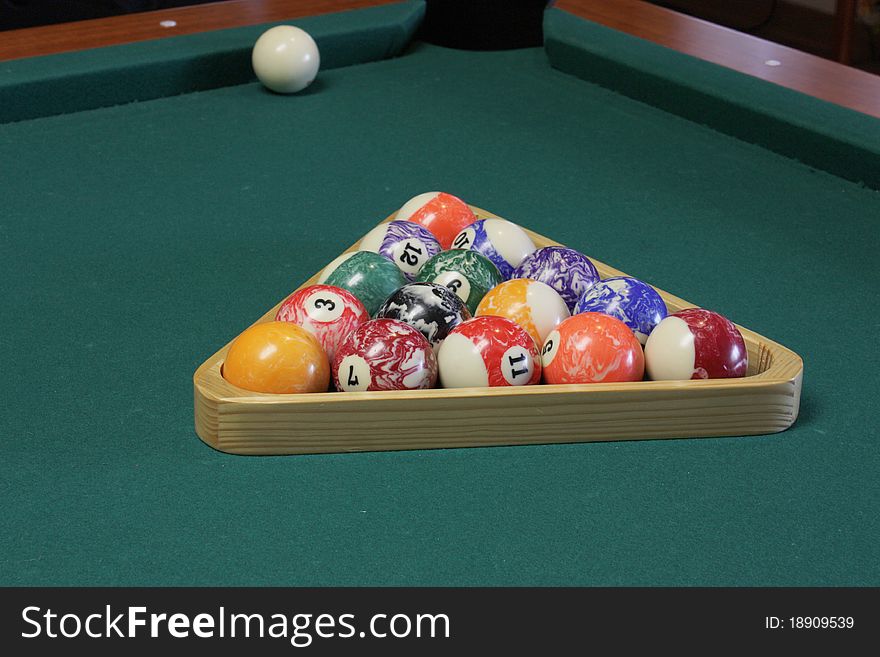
193, 206, 803, 455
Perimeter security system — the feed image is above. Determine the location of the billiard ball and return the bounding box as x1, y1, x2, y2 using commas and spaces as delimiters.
395, 192, 477, 249
319, 250, 408, 316
437, 316, 541, 388
275, 284, 369, 361
375, 282, 471, 351
541, 312, 644, 384
251, 25, 320, 94
416, 249, 502, 314
223, 321, 329, 394
451, 218, 536, 279
645, 308, 748, 380
359, 220, 442, 280
333, 318, 437, 391
513, 246, 599, 310
574, 276, 667, 345
475, 278, 569, 348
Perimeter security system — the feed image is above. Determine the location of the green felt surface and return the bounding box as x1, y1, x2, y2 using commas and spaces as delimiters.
1, 8, 879, 586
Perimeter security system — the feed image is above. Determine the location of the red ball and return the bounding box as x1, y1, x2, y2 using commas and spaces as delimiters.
645, 308, 748, 380
541, 312, 644, 384
332, 318, 438, 391
437, 316, 541, 387
276, 284, 369, 362
395, 191, 477, 249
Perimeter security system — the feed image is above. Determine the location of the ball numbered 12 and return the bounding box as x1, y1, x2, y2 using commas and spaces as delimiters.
359, 220, 442, 280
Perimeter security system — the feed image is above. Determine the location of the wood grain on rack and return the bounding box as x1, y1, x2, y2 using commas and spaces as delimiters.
193, 207, 803, 455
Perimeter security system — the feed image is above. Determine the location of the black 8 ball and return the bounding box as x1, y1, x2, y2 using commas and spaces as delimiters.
376, 282, 471, 351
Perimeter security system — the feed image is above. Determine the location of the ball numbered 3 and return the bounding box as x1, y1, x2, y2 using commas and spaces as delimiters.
332, 318, 437, 391
275, 284, 369, 361
437, 316, 541, 388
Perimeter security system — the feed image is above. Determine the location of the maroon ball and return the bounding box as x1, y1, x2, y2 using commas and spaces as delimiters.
645, 308, 748, 380
332, 318, 438, 391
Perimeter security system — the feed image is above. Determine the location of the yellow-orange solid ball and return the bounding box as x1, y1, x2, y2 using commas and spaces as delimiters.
223, 321, 329, 394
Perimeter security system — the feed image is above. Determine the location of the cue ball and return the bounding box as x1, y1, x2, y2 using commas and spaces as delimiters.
252, 25, 320, 94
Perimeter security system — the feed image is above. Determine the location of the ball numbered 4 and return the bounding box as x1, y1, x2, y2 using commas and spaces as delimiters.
542, 313, 645, 384
475, 278, 569, 348
275, 284, 369, 361
332, 318, 437, 391
376, 282, 471, 351
451, 218, 536, 279
645, 308, 747, 380
438, 316, 541, 388
359, 220, 442, 280
223, 321, 330, 394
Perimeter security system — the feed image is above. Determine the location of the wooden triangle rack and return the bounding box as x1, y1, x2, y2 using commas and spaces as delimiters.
194, 206, 803, 455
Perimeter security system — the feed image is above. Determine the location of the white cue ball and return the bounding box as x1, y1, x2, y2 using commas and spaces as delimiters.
252, 25, 320, 94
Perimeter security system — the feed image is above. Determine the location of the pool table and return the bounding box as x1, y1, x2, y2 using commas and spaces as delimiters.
2, 0, 879, 586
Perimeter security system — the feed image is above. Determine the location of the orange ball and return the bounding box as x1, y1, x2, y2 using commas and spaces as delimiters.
223, 321, 330, 394
395, 191, 477, 249
475, 278, 570, 348
541, 312, 644, 384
